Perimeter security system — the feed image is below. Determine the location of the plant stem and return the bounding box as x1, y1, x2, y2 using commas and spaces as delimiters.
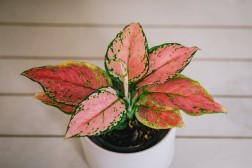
126, 92, 133, 119
126, 92, 139, 120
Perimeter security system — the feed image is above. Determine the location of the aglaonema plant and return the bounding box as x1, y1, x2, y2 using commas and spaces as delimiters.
21, 23, 226, 138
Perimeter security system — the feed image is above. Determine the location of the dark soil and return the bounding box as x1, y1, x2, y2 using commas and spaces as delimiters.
89, 118, 169, 153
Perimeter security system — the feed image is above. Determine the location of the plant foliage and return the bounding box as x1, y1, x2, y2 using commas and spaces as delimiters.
22, 23, 226, 138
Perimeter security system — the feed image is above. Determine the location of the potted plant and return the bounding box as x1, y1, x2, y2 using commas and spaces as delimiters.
21, 23, 226, 168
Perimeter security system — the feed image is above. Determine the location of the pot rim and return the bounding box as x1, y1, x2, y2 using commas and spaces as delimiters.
82, 128, 175, 155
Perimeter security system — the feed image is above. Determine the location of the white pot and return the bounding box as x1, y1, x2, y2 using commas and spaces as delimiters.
80, 129, 176, 168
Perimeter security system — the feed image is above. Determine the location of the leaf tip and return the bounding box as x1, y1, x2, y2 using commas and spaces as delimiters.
20, 71, 26, 76
33, 92, 40, 99
64, 133, 72, 139
179, 120, 185, 128
221, 106, 227, 114
193, 46, 201, 51
130, 22, 140, 26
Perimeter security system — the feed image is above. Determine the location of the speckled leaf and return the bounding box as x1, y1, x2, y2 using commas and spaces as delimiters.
142, 74, 227, 115
21, 62, 112, 105
105, 23, 148, 85
137, 93, 178, 110
34, 92, 76, 114
65, 87, 126, 138
137, 43, 199, 88
135, 106, 184, 129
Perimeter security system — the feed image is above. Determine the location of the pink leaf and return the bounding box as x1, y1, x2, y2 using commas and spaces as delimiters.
105, 23, 148, 84
65, 87, 126, 138
137, 43, 199, 88
135, 106, 184, 129
21, 62, 112, 105
34, 92, 76, 114
137, 93, 178, 110
141, 74, 227, 115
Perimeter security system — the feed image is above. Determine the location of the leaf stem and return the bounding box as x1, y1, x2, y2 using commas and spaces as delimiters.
126, 92, 139, 119
126, 92, 133, 119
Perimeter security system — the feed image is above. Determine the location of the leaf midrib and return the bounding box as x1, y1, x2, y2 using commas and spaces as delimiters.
81, 98, 122, 129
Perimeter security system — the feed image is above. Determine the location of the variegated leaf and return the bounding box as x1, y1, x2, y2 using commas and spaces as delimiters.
105, 23, 148, 85
65, 87, 126, 138
21, 62, 112, 105
141, 74, 227, 115
137, 93, 178, 110
137, 43, 199, 88
34, 92, 76, 114
135, 106, 184, 129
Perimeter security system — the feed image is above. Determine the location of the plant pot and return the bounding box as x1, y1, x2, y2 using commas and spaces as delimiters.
80, 129, 176, 168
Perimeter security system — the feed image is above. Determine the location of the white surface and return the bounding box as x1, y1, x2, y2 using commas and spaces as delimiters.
171, 138, 252, 168
0, 0, 252, 167
0, 137, 251, 168
0, 138, 88, 168
0, 0, 251, 25
0, 26, 251, 59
